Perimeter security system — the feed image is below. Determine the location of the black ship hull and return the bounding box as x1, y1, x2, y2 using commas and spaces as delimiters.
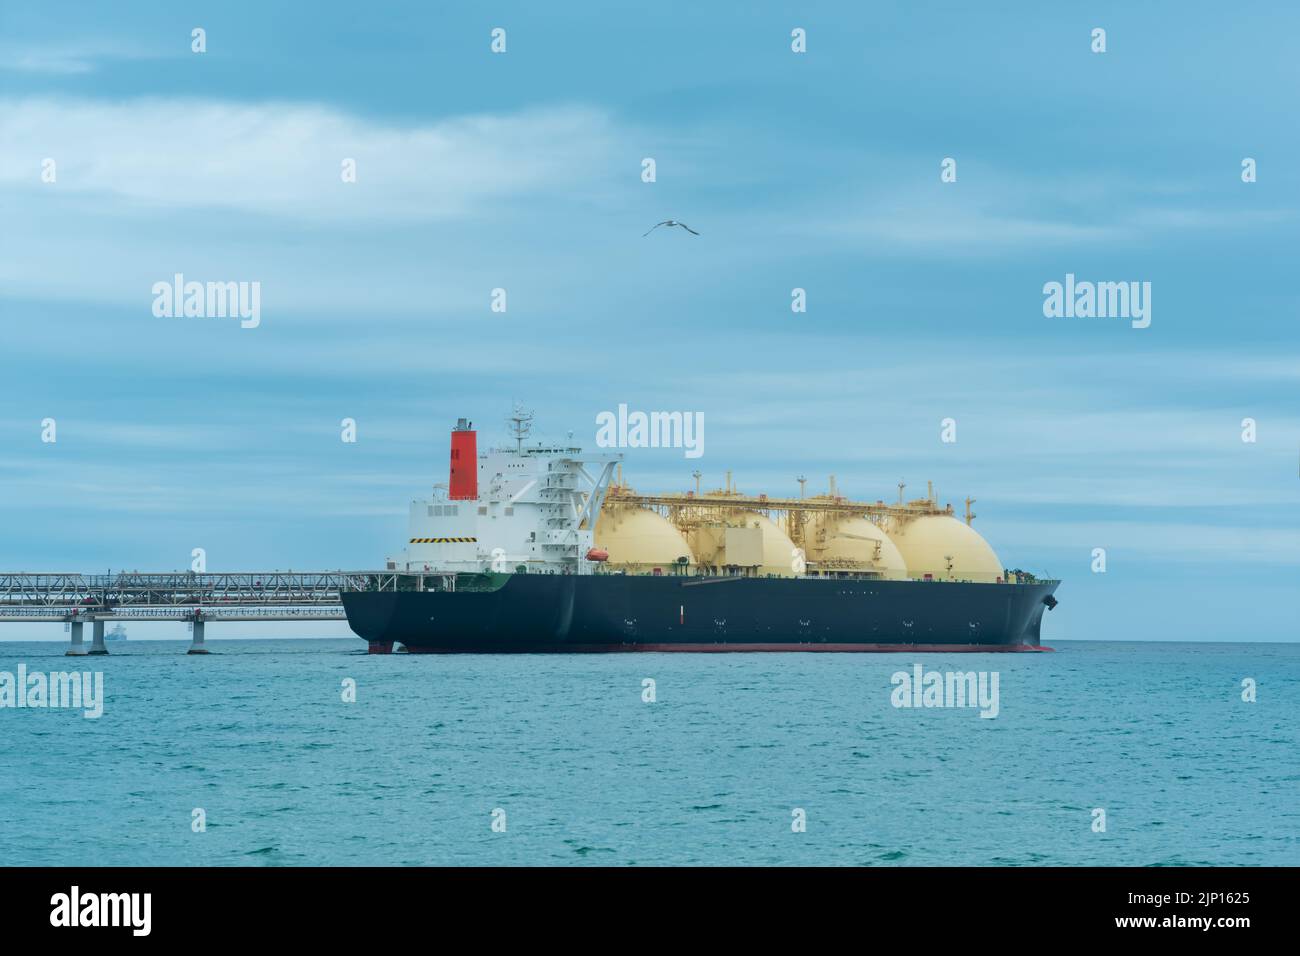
342, 574, 1059, 653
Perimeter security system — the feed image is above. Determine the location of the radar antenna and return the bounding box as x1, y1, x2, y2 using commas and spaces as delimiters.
506, 403, 534, 452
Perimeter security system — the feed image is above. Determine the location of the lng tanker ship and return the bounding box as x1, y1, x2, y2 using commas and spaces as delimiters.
341, 413, 1059, 653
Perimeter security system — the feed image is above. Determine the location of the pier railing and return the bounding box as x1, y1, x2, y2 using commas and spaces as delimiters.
0, 570, 465, 612
0, 571, 378, 607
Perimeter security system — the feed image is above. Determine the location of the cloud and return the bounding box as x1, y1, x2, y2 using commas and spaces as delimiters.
0, 97, 625, 220
817, 199, 1123, 248
1, 50, 97, 74
0, 41, 164, 75
786, 167, 1294, 255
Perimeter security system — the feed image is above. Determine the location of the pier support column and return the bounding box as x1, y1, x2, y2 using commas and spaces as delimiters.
65, 617, 87, 656
88, 619, 109, 656
187, 617, 209, 655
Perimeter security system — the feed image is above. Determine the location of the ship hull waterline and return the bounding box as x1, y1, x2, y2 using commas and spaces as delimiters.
342, 574, 1059, 654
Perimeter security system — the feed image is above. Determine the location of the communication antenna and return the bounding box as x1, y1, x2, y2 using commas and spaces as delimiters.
964, 496, 976, 526
692, 470, 702, 495
797, 475, 806, 499
897, 480, 906, 505
506, 403, 534, 452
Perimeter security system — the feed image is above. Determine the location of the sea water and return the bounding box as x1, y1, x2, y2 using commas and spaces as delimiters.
1, 639, 1295, 866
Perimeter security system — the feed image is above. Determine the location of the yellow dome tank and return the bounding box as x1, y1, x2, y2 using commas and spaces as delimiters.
802, 515, 906, 580
885, 514, 1003, 583
594, 505, 694, 573
687, 511, 799, 577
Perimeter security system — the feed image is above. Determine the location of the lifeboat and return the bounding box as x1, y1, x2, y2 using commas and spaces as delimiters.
585, 547, 610, 562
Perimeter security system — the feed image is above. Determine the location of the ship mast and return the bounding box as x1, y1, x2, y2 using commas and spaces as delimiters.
506, 403, 534, 452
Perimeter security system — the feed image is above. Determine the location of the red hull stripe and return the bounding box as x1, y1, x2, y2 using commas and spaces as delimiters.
398, 643, 1055, 654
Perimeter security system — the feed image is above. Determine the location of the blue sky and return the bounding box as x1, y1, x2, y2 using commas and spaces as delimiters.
1, 1, 1297, 642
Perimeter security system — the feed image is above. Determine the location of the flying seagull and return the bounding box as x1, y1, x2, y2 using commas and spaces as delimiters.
643, 219, 700, 237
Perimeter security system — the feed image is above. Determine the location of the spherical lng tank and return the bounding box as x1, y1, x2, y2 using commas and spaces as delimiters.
802, 514, 907, 579
594, 505, 695, 573
885, 514, 1003, 583
687, 511, 799, 577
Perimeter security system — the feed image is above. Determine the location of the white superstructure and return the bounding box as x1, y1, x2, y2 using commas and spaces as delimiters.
388, 414, 621, 575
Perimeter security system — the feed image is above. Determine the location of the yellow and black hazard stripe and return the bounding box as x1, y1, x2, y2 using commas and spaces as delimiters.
409, 537, 477, 544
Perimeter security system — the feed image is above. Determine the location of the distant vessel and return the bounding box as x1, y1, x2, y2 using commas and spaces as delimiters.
105, 623, 128, 641
343, 412, 1059, 653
